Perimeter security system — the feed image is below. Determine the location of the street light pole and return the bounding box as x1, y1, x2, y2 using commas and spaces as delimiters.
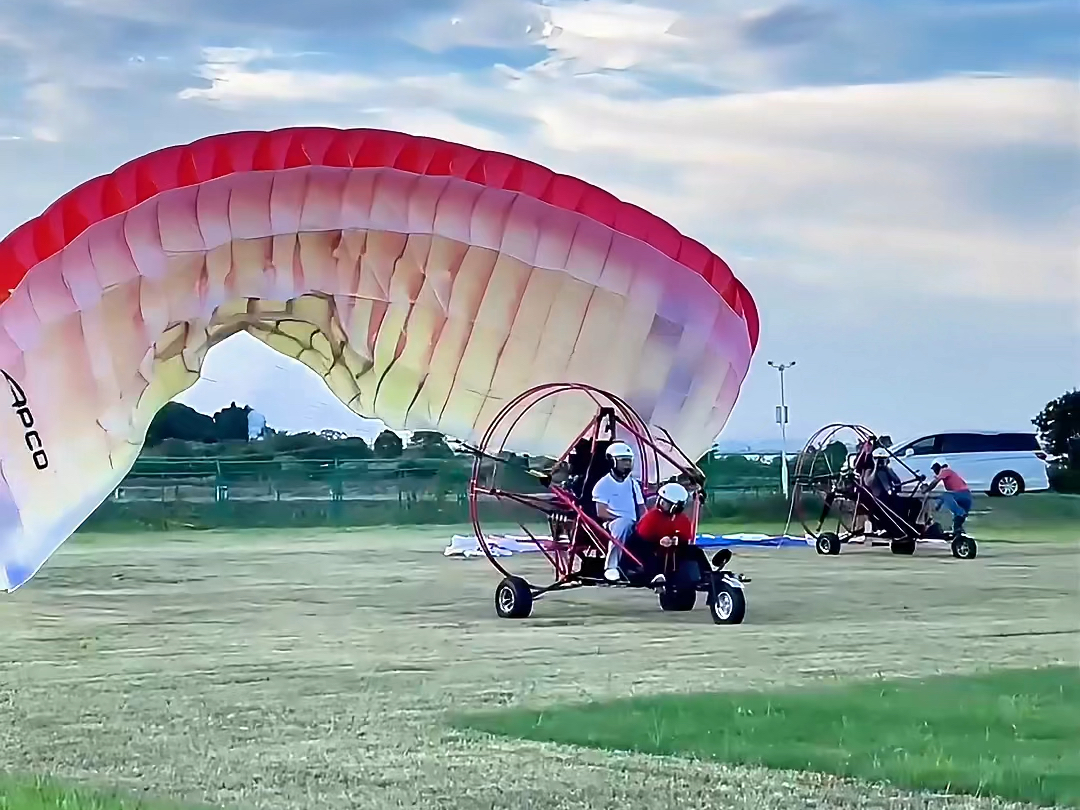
768, 360, 796, 498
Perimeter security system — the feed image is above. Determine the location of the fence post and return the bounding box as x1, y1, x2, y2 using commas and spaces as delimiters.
215, 459, 228, 502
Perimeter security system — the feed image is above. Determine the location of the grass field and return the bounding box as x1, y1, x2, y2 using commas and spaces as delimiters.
0, 498, 1077, 810
0, 774, 207, 810
957, 493, 1080, 543
457, 666, 1080, 806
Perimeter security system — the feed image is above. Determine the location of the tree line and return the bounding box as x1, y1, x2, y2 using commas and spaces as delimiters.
140, 388, 1080, 491
144, 401, 449, 460
140, 401, 786, 489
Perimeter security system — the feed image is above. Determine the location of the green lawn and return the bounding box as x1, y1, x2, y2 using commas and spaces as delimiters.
455, 666, 1080, 807
966, 493, 1080, 543
0, 775, 211, 810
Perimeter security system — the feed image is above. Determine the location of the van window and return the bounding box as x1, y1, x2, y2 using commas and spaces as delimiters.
938, 432, 1041, 454
980, 433, 1041, 452
939, 433, 986, 453
907, 436, 939, 456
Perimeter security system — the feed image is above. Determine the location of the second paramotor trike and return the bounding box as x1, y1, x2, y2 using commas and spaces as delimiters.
790, 424, 978, 560
465, 383, 751, 625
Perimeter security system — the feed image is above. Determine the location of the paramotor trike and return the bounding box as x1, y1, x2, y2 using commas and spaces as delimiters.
466, 383, 751, 625
791, 424, 978, 560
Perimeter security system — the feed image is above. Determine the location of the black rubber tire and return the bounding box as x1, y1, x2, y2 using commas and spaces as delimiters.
816, 532, 841, 555
494, 576, 533, 619
990, 471, 1024, 498
890, 538, 916, 555
658, 587, 697, 612
951, 535, 978, 559
710, 580, 746, 625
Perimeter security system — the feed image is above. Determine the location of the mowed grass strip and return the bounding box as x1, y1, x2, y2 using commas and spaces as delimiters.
0, 774, 215, 810
966, 493, 1080, 544
456, 665, 1080, 807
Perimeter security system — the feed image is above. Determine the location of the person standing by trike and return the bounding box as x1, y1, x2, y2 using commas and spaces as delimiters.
923, 458, 973, 537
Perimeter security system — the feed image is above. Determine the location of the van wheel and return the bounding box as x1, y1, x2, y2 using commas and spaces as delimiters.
990, 472, 1024, 498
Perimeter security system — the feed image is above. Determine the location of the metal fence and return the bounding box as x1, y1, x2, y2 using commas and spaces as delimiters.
80, 454, 784, 531
112, 455, 781, 504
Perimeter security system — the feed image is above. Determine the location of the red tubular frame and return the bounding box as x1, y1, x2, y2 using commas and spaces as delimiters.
467, 383, 707, 594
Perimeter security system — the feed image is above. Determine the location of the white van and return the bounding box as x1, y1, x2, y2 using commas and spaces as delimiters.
890, 431, 1050, 497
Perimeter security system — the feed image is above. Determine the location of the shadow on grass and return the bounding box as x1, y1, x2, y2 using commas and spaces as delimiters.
0, 774, 218, 810
452, 665, 1080, 807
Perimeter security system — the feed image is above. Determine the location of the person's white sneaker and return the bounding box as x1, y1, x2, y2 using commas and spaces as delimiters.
650, 574, 666, 588
604, 567, 622, 582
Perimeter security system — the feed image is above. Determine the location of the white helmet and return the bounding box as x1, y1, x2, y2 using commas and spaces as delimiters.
658, 482, 689, 505
872, 447, 890, 459
932, 457, 948, 468
605, 442, 634, 460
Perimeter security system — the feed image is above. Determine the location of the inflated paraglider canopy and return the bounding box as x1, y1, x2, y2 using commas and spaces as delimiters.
0, 127, 758, 591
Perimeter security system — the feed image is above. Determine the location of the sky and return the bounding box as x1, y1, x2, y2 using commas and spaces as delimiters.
0, 0, 1077, 450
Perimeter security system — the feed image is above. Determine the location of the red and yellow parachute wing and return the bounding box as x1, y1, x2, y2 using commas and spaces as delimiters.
0, 127, 758, 590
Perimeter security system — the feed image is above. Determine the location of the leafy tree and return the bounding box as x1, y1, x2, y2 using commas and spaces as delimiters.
407, 430, 453, 458
327, 436, 373, 460
1034, 389, 1080, 464
145, 402, 217, 447
146, 401, 260, 448
373, 430, 404, 458
213, 402, 252, 442
151, 437, 201, 457
827, 440, 848, 462
264, 432, 326, 455
699, 453, 774, 483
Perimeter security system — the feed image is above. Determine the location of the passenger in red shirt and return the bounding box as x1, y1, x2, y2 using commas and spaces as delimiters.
621, 482, 710, 588
636, 485, 695, 549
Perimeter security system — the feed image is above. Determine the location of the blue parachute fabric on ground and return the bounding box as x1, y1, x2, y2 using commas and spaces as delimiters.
694, 533, 809, 548
443, 530, 810, 559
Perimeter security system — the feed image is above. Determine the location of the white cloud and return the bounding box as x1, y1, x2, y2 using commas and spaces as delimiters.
532, 0, 789, 88
407, 0, 547, 53
509, 73, 1079, 301
3, 0, 1077, 441
176, 50, 1079, 304
526, 74, 1076, 152
405, 0, 845, 91
179, 49, 383, 105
